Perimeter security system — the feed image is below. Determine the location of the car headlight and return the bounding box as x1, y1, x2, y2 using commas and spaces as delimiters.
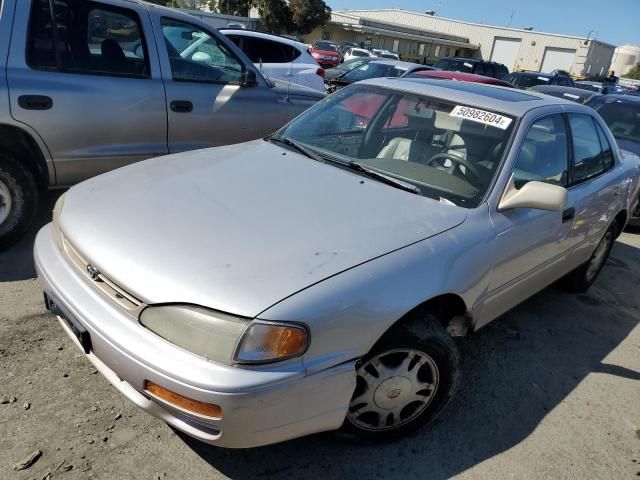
139, 305, 308, 365
52, 193, 66, 251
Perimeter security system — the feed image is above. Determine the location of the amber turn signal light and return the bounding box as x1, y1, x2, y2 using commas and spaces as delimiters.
144, 380, 222, 418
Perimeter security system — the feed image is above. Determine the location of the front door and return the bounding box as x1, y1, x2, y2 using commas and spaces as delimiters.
152, 15, 276, 152
7, 0, 167, 185
480, 113, 574, 325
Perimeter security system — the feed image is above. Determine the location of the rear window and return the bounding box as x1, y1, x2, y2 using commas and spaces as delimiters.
445, 59, 475, 73
314, 41, 337, 52
232, 36, 300, 63
343, 63, 407, 82
511, 74, 551, 89
590, 100, 640, 145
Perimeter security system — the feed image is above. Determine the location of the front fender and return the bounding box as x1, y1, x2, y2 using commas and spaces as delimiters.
258, 207, 495, 374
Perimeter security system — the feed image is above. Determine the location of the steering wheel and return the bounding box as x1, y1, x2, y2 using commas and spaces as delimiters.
426, 152, 482, 182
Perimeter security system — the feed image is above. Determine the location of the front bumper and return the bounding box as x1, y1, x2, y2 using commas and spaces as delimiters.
34, 224, 355, 448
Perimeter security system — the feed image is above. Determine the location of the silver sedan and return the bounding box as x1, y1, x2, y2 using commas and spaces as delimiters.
35, 78, 640, 448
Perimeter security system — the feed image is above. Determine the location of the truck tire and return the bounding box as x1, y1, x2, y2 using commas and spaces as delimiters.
0, 153, 39, 251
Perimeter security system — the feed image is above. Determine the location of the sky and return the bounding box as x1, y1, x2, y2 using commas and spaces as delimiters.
326, 0, 639, 46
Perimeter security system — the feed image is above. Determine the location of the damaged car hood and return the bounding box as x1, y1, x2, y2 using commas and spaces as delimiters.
59, 140, 467, 317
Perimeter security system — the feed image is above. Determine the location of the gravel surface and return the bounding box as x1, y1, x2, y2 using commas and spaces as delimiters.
1, 191, 639, 479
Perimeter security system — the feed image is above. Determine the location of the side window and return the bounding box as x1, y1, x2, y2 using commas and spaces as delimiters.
27, 0, 150, 78
161, 18, 243, 84
569, 113, 609, 184
484, 64, 496, 78
595, 122, 615, 170
474, 62, 486, 75
513, 114, 569, 188
244, 38, 297, 63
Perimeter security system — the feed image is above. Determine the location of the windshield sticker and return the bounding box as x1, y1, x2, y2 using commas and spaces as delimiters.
538, 76, 550, 82
463, 62, 473, 68
449, 106, 513, 130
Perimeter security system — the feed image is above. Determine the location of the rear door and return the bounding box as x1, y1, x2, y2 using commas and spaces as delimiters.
151, 15, 284, 151
7, 0, 167, 185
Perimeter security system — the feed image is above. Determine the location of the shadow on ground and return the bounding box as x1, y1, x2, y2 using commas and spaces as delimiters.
180, 241, 640, 479
0, 190, 64, 282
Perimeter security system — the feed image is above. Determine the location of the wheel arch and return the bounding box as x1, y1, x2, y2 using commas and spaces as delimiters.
0, 124, 50, 188
613, 209, 627, 237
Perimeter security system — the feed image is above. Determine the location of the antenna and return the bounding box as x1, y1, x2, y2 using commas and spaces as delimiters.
507, 10, 515, 27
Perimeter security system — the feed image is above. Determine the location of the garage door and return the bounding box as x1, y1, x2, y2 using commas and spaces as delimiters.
541, 48, 575, 73
490, 38, 521, 70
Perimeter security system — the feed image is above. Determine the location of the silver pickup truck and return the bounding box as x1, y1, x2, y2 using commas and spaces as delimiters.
0, 0, 323, 249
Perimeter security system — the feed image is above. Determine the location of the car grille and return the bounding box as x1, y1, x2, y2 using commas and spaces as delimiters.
60, 233, 144, 316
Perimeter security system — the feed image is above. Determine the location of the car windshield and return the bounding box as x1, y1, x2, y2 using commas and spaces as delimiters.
512, 75, 551, 88
343, 63, 407, 82
272, 84, 516, 208
315, 42, 337, 52
337, 58, 369, 72
590, 100, 640, 152
350, 49, 369, 57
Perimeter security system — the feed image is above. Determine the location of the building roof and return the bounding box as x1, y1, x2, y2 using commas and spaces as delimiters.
336, 9, 617, 48
360, 77, 581, 117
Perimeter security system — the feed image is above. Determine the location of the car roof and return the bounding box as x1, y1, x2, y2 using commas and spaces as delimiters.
219, 29, 307, 49
413, 70, 511, 84
439, 57, 506, 66
591, 94, 640, 104
350, 48, 370, 52
512, 71, 554, 77
360, 77, 583, 116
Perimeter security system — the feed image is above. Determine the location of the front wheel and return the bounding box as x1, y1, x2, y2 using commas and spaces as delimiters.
342, 313, 460, 441
562, 220, 617, 293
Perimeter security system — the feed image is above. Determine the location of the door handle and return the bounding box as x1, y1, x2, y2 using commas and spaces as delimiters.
562, 207, 575, 223
18, 95, 53, 110
170, 100, 193, 113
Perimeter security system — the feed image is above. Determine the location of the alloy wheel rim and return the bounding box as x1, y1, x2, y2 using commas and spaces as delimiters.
586, 231, 612, 282
347, 348, 439, 431
0, 180, 12, 226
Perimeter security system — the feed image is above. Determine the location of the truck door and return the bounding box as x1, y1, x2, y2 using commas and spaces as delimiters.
7, 0, 167, 185
150, 14, 279, 152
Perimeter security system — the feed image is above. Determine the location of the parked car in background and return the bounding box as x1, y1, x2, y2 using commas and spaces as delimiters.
221, 29, 325, 91
529, 85, 602, 104
325, 59, 434, 93
310, 40, 340, 69
338, 41, 359, 62
405, 70, 515, 87
432, 57, 509, 80
586, 94, 640, 226
504, 71, 575, 89
575, 80, 639, 96
343, 48, 372, 62
0, 0, 323, 249
37, 78, 639, 449
324, 57, 374, 82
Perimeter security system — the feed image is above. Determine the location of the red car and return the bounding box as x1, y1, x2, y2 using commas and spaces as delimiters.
405, 69, 515, 88
310, 40, 340, 69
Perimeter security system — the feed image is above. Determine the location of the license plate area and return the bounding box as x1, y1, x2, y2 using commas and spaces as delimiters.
45, 292, 92, 354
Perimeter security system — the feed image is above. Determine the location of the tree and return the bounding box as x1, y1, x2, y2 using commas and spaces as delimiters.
217, 0, 252, 16
289, 0, 331, 35
255, 0, 292, 33
626, 63, 640, 80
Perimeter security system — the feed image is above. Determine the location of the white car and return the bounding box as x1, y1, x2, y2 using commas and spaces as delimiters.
344, 48, 372, 62
221, 29, 325, 92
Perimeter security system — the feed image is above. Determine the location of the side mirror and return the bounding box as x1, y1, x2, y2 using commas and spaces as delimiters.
242, 68, 258, 87
498, 176, 567, 212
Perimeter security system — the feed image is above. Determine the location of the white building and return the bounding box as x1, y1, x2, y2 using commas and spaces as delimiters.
308, 9, 615, 78
610, 44, 640, 77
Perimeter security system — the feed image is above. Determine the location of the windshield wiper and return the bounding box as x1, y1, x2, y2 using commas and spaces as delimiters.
347, 162, 421, 195
269, 137, 326, 163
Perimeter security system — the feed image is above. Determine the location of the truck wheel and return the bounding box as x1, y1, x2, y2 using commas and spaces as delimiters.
562, 220, 617, 293
342, 312, 460, 441
0, 153, 38, 251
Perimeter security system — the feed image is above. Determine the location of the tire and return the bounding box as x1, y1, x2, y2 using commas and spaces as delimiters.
341, 311, 461, 441
562, 219, 617, 293
0, 153, 39, 251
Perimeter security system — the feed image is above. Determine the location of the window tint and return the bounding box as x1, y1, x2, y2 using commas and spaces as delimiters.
161, 18, 243, 83
569, 114, 609, 184
484, 64, 496, 78
243, 37, 299, 63
589, 100, 640, 145
474, 62, 486, 75
595, 121, 615, 171
27, 0, 149, 77
513, 115, 569, 188
495, 65, 509, 79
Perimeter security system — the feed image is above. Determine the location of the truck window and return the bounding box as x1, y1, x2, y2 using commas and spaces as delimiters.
27, 0, 150, 78
161, 18, 243, 84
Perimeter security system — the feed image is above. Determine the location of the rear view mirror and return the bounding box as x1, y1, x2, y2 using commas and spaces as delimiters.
498, 177, 567, 212
242, 68, 258, 87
